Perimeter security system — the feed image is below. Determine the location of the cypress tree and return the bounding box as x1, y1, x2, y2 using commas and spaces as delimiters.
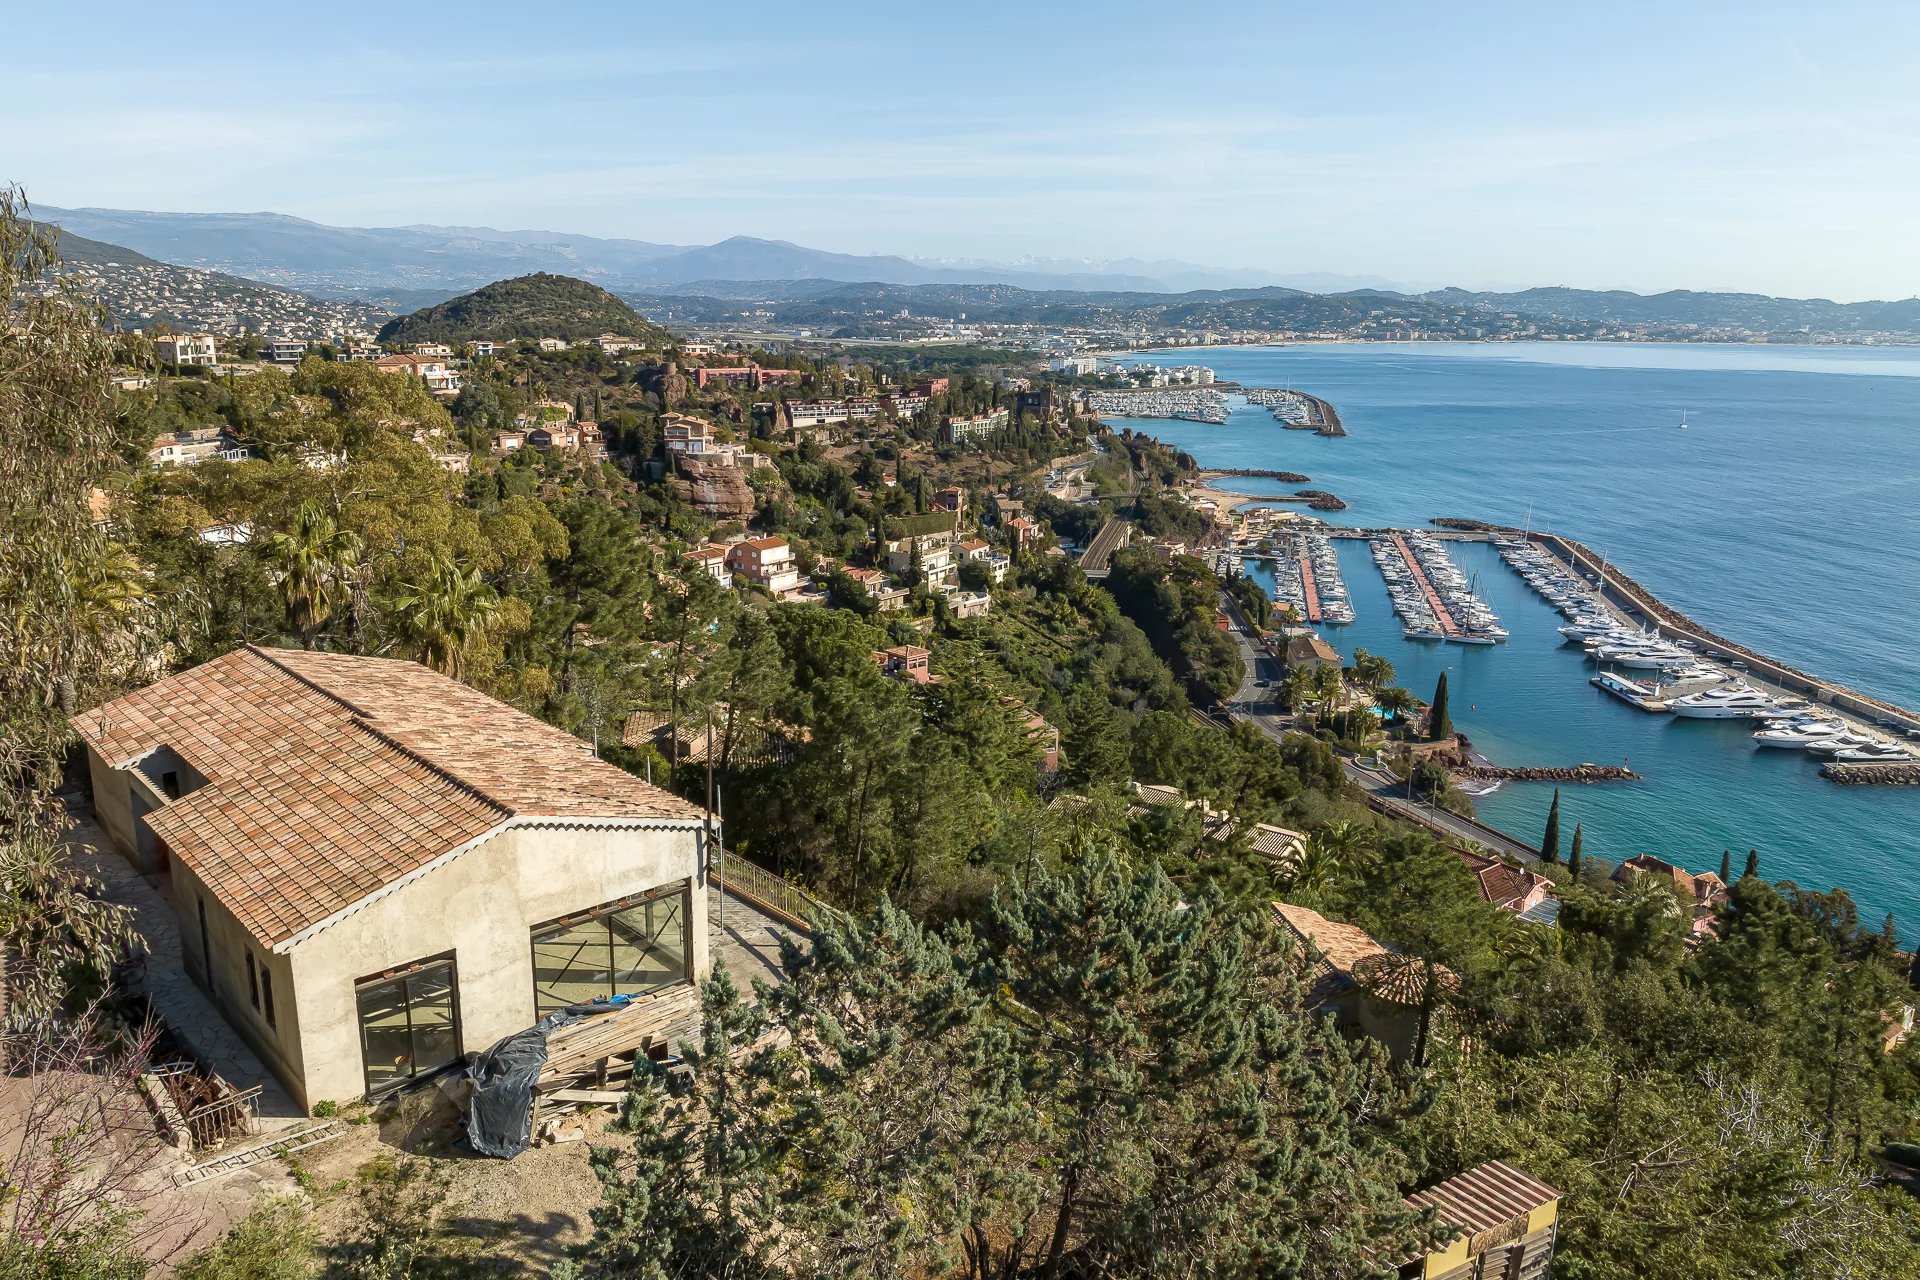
1744, 848, 1760, 880
1719, 848, 1732, 884
1540, 788, 1562, 863
1428, 671, 1453, 741
1567, 824, 1584, 879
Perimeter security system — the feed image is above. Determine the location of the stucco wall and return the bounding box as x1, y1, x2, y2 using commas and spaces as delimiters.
86, 748, 137, 862
285, 821, 707, 1109
168, 859, 308, 1103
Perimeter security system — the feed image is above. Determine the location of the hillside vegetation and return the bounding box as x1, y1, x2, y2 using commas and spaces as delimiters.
378, 272, 674, 346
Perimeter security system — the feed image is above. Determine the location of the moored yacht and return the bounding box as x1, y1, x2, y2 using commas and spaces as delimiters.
1751, 719, 1848, 748
1670, 685, 1788, 719
1832, 742, 1917, 763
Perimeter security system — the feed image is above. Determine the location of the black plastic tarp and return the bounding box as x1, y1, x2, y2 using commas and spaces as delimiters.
465, 1003, 617, 1159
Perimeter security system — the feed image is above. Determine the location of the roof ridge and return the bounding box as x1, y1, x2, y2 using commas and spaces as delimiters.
245, 645, 513, 814
344, 716, 513, 817
244, 643, 381, 720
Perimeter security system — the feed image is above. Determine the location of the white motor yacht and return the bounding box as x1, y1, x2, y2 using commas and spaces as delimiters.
1832, 743, 1917, 763
1805, 733, 1878, 756
1751, 720, 1848, 748
1670, 686, 1788, 719
1594, 646, 1689, 669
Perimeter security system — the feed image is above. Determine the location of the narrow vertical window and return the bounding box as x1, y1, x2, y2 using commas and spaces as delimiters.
260, 966, 276, 1028
197, 897, 213, 987
246, 952, 259, 1009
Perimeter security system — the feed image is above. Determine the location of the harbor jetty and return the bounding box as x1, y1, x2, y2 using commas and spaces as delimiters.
1436, 517, 1920, 779
1240, 388, 1347, 436
1530, 527, 1920, 738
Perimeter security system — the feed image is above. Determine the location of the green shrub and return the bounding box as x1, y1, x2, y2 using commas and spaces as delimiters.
177, 1198, 317, 1280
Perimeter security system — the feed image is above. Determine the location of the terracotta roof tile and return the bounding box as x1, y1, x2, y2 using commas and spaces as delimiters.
74, 646, 705, 949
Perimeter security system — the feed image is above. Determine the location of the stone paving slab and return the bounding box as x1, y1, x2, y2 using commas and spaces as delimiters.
67, 816, 307, 1133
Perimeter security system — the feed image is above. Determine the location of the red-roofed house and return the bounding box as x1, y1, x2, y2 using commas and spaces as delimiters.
1612, 854, 1728, 938
1400, 1161, 1561, 1279
1456, 850, 1555, 918
872, 645, 932, 684
373, 354, 461, 398
73, 646, 712, 1111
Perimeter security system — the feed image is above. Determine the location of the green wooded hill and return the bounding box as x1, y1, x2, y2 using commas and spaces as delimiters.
376, 272, 675, 346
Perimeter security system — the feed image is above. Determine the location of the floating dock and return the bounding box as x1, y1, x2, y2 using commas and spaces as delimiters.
1389, 533, 1461, 636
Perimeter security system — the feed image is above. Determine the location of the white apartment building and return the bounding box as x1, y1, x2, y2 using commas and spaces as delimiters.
155, 333, 218, 367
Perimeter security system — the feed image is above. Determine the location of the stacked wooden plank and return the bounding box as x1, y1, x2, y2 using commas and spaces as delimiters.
536, 984, 703, 1098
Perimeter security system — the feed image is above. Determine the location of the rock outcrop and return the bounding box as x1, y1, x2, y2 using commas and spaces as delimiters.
670, 455, 755, 521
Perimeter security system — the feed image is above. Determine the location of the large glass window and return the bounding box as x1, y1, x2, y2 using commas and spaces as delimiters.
531, 882, 690, 1017
355, 956, 460, 1095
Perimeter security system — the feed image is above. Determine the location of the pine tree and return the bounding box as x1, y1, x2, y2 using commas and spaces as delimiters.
1428, 671, 1453, 741
1567, 823, 1584, 879
1744, 848, 1760, 880
1719, 848, 1733, 884
977, 845, 1431, 1277
1541, 788, 1562, 862
574, 965, 778, 1280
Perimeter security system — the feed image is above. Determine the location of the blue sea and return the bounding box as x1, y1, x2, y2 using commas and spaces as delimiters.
1116, 343, 1920, 931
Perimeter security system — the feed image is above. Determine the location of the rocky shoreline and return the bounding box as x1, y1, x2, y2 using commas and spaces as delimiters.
1295, 489, 1348, 511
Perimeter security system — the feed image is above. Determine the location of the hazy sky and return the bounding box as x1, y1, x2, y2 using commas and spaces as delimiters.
8, 1, 1920, 299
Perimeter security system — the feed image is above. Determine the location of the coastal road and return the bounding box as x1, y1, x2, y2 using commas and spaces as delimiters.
1214, 593, 1542, 863
1340, 760, 1543, 863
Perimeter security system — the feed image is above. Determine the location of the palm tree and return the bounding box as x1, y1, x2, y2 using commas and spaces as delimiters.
1286, 835, 1341, 902
1376, 686, 1416, 724
264, 502, 360, 649
391, 556, 500, 681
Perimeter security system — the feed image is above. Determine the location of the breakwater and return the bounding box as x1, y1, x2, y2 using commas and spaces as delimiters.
1205, 468, 1312, 483
1239, 388, 1347, 436
1455, 764, 1639, 783
1824, 763, 1920, 786
1532, 529, 1920, 737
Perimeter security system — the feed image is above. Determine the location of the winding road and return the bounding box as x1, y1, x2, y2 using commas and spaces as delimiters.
1214, 593, 1541, 864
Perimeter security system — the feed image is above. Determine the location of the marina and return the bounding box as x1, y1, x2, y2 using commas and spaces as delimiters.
1263, 531, 1354, 626
1239, 387, 1348, 435
1493, 535, 1917, 765
1122, 340, 1920, 929
1367, 531, 1503, 644
1081, 386, 1230, 424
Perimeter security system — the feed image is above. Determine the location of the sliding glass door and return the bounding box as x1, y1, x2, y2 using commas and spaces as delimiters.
355, 956, 460, 1095
531, 881, 690, 1017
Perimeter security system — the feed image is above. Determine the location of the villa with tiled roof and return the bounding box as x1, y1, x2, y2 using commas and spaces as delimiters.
74, 645, 713, 1110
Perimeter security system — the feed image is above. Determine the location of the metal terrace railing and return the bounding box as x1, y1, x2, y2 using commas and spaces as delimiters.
720, 857, 820, 935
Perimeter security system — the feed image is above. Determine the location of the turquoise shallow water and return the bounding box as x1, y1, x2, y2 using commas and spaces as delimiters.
1117, 343, 1920, 932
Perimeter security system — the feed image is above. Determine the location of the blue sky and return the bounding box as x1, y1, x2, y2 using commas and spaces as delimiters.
7, 0, 1920, 299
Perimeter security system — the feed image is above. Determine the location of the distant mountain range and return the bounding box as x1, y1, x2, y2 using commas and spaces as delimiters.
31, 205, 1920, 343
634, 279, 1920, 341
34, 206, 1408, 296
